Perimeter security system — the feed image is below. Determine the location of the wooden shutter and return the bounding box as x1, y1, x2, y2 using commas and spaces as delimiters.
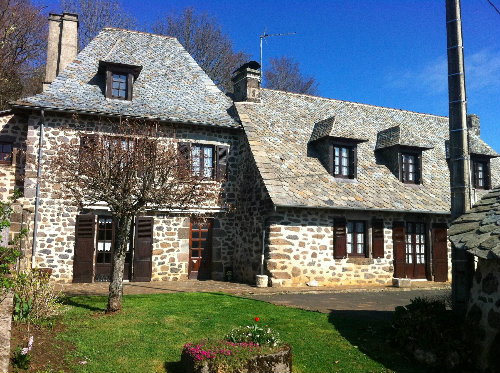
132, 217, 154, 282
416, 152, 422, 184
178, 142, 190, 160
328, 143, 334, 175
392, 221, 406, 278
334, 218, 347, 259
485, 160, 491, 189
432, 224, 448, 282
73, 214, 96, 283
349, 146, 357, 179
372, 219, 385, 259
216, 145, 229, 181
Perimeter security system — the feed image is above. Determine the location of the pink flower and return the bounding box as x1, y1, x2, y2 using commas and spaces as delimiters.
255, 317, 260, 322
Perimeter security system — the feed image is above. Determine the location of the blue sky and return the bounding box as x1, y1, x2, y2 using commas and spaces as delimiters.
45, 0, 500, 152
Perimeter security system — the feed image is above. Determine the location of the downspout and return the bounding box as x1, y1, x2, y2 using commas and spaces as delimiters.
31, 109, 45, 269
261, 215, 272, 276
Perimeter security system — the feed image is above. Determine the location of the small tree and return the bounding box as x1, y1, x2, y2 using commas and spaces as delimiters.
52, 118, 223, 312
264, 56, 319, 95
152, 7, 249, 93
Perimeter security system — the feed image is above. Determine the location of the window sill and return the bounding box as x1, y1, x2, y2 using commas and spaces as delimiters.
332, 177, 358, 184
346, 257, 373, 265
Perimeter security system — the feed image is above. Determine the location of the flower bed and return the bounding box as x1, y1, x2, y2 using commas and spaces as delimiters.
181, 318, 292, 373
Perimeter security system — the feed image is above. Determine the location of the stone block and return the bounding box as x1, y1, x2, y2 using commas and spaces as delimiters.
392, 277, 411, 288
272, 272, 291, 280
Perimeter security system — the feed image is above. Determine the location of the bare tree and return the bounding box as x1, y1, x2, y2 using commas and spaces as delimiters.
152, 7, 249, 93
61, 0, 137, 50
264, 56, 319, 95
0, 0, 47, 109
52, 118, 223, 312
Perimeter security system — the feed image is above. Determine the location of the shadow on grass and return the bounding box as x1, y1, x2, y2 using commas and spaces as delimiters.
328, 309, 426, 373
164, 361, 183, 373
60, 296, 106, 312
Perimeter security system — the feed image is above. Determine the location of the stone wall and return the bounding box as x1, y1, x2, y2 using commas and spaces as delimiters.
231, 136, 273, 284
467, 258, 500, 373
21, 112, 243, 282
266, 208, 451, 287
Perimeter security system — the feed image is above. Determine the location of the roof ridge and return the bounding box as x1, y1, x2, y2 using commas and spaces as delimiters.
101, 27, 178, 40
262, 88, 449, 120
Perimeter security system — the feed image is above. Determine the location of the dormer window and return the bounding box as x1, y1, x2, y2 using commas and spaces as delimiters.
99, 61, 142, 101
471, 155, 490, 189
332, 143, 356, 179
399, 149, 422, 184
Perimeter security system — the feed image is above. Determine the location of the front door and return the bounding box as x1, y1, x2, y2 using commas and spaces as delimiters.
188, 221, 212, 280
95, 216, 132, 282
405, 222, 426, 279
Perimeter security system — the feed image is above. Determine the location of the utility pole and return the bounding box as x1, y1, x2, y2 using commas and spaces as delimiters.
260, 32, 296, 80
446, 0, 474, 316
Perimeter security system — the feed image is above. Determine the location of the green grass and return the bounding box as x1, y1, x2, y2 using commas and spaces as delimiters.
57, 293, 421, 373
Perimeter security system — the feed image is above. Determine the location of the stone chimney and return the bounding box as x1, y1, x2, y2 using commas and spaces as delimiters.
43, 13, 79, 91
467, 114, 480, 136
231, 61, 261, 103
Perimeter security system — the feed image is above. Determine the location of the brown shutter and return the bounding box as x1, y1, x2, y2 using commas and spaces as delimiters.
416, 152, 422, 184
432, 224, 448, 282
334, 218, 347, 259
372, 219, 385, 259
178, 142, 190, 162
132, 217, 154, 282
485, 160, 491, 189
328, 143, 334, 175
216, 145, 229, 181
393, 221, 406, 278
349, 146, 357, 179
73, 214, 96, 283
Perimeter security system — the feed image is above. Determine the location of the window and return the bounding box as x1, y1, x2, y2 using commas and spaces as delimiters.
346, 221, 365, 256
99, 61, 142, 101
111, 73, 128, 99
405, 222, 425, 265
0, 142, 12, 165
471, 156, 490, 189
331, 143, 356, 179
178, 142, 229, 181
400, 151, 421, 184
191, 144, 214, 178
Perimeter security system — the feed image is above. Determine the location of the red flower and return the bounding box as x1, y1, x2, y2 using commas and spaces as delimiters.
255, 317, 260, 322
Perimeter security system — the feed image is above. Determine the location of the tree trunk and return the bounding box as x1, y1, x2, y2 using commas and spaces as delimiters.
106, 215, 132, 313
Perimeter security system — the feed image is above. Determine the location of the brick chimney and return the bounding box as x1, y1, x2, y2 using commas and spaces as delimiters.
43, 13, 79, 91
231, 61, 261, 103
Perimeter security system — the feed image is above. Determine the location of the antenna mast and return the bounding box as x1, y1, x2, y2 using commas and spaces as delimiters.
260, 31, 296, 80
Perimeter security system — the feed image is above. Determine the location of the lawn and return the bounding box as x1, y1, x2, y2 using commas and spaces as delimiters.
37, 292, 421, 373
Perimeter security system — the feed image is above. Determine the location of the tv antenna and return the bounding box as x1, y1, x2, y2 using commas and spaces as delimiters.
260, 31, 296, 78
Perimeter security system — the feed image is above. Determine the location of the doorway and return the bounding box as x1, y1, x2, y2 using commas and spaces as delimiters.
188, 221, 212, 280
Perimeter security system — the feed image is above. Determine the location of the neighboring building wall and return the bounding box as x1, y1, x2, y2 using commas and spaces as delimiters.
467, 258, 500, 373
22, 112, 242, 282
266, 208, 451, 287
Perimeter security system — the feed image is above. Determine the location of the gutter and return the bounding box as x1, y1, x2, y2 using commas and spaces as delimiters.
31, 109, 44, 269
273, 203, 451, 216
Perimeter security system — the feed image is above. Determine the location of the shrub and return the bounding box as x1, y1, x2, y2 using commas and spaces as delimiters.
12, 336, 33, 370
0, 190, 26, 300
392, 296, 472, 371
12, 267, 61, 322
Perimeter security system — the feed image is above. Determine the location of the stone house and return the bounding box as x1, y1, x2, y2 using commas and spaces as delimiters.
1, 13, 499, 286
449, 188, 500, 373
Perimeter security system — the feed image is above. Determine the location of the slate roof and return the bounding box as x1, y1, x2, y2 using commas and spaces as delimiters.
236, 89, 499, 213
469, 133, 499, 157
449, 188, 500, 259
310, 115, 368, 142
12, 28, 238, 128
375, 125, 433, 150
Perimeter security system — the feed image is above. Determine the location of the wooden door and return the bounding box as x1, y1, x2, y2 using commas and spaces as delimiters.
189, 221, 212, 280
432, 224, 449, 282
73, 215, 96, 283
405, 222, 426, 279
132, 217, 154, 282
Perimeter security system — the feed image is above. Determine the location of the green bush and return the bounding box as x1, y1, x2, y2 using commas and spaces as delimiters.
0, 190, 26, 299
12, 267, 61, 322
392, 296, 472, 371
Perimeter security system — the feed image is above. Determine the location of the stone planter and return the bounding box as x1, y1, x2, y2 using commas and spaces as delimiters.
256, 274, 268, 288
181, 346, 292, 373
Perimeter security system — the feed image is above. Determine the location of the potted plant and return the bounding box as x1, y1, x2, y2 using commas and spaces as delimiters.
181, 317, 292, 373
